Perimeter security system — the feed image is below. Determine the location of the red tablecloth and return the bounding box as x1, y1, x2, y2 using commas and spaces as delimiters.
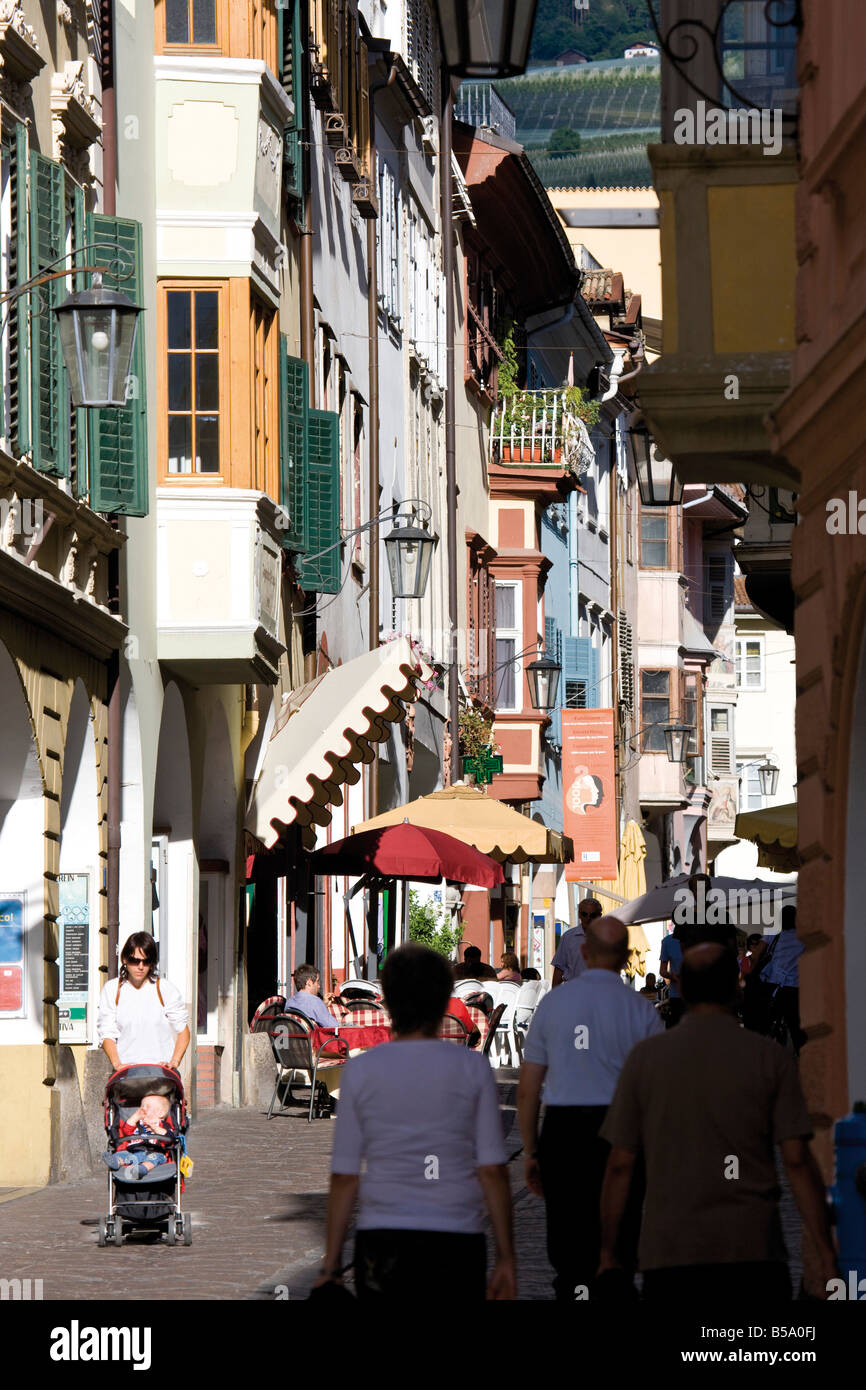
311, 1024, 392, 1055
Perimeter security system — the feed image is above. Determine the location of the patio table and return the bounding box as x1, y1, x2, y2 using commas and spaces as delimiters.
311, 1022, 392, 1102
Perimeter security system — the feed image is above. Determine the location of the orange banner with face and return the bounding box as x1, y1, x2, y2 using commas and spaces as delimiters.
562, 709, 618, 882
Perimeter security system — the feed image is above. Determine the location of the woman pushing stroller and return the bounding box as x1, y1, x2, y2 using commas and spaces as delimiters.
97, 932, 190, 1072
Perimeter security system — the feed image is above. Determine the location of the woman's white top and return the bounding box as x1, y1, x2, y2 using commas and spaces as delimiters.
331, 1040, 507, 1233
97, 977, 189, 1065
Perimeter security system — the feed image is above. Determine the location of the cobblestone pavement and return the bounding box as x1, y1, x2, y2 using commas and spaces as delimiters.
0, 1071, 801, 1302
0, 1071, 555, 1302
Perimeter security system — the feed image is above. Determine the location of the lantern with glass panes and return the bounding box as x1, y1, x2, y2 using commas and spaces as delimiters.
431, 0, 539, 78
628, 418, 684, 507
0, 246, 141, 410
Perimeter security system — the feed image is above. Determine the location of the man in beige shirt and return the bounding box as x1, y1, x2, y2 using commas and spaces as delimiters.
599, 943, 838, 1300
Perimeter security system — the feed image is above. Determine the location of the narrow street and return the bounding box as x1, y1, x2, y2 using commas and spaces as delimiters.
0, 1075, 554, 1301
0, 1071, 804, 1303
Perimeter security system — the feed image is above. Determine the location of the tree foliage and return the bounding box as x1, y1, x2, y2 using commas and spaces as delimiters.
407, 891, 460, 959
530, 0, 657, 65
547, 126, 581, 157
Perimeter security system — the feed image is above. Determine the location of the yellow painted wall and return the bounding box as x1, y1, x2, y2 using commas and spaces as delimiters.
708, 185, 796, 353
549, 188, 663, 322
0, 1049, 52, 1187
659, 189, 677, 354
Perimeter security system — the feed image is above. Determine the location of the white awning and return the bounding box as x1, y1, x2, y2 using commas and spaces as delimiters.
245, 637, 433, 850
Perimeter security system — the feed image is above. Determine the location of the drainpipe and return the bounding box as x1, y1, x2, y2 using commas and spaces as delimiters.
101, 0, 120, 970
568, 489, 579, 636
365, 55, 397, 822
441, 79, 459, 784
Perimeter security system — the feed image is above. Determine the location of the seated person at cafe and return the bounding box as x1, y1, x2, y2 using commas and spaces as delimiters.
453, 945, 498, 982
497, 952, 522, 984
285, 963, 341, 1027
446, 992, 482, 1047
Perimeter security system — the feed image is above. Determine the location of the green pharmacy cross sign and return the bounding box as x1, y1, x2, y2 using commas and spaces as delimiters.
462, 749, 503, 785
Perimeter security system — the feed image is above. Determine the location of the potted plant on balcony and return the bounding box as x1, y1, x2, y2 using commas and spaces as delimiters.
495, 379, 601, 467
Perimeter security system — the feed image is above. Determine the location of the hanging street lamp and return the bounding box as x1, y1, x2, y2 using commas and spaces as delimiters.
431, 0, 540, 79
758, 758, 780, 799
54, 277, 140, 408
526, 654, 561, 711
628, 419, 684, 507
384, 519, 437, 600
663, 721, 693, 764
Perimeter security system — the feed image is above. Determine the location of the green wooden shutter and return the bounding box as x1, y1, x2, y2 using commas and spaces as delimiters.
9, 121, 29, 454
278, 337, 309, 551
29, 152, 67, 476
86, 214, 148, 516
280, 0, 306, 209
296, 409, 342, 593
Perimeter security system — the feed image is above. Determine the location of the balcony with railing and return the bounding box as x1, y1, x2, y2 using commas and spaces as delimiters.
490, 391, 596, 473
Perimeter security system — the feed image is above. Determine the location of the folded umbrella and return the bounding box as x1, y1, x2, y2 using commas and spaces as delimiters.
310, 823, 505, 888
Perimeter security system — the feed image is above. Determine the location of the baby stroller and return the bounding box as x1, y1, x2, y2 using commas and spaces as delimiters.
98, 1063, 191, 1247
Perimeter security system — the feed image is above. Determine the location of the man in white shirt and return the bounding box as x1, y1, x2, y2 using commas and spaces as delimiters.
517, 915, 662, 1300
550, 897, 602, 986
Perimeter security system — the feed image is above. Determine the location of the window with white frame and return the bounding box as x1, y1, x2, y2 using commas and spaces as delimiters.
737, 760, 764, 811
735, 636, 765, 690
494, 580, 521, 711
377, 157, 401, 327
407, 207, 445, 390
595, 434, 610, 535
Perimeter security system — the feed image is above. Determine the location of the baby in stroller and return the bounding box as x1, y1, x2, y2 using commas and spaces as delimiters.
102, 1093, 177, 1180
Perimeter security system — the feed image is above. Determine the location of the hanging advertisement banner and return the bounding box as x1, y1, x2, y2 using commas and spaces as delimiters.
58, 873, 90, 1043
562, 709, 618, 882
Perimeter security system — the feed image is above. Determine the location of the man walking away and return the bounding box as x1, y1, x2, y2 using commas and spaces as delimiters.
551, 897, 602, 986
517, 915, 663, 1300
598, 944, 837, 1301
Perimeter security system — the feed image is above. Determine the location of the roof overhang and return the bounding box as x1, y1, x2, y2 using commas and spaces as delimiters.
453, 121, 578, 315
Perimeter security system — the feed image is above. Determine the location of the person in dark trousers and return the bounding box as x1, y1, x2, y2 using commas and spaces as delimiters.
316, 944, 515, 1300
517, 916, 663, 1300
598, 944, 838, 1301
759, 905, 808, 1053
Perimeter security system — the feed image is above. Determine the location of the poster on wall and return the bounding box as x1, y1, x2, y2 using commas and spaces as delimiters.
0, 893, 25, 1016
57, 873, 90, 1044
562, 709, 618, 882
531, 915, 545, 971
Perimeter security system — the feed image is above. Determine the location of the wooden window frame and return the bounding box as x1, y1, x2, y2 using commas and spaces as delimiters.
640, 668, 672, 752
156, 0, 225, 54
158, 280, 230, 486
252, 294, 279, 498
494, 579, 522, 713
639, 502, 673, 570
155, 0, 277, 66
